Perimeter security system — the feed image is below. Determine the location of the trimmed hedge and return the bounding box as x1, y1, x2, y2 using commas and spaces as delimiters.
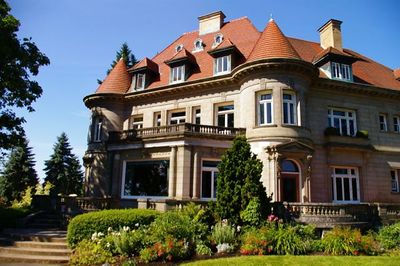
67, 209, 159, 247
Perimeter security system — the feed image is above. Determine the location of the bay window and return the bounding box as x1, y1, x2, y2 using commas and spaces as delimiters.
258, 92, 273, 125
283, 92, 296, 125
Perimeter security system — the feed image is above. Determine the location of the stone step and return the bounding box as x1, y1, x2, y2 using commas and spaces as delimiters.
13, 241, 68, 250
0, 246, 71, 256
0, 253, 69, 264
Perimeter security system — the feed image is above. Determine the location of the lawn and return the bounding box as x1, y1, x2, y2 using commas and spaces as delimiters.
182, 255, 400, 266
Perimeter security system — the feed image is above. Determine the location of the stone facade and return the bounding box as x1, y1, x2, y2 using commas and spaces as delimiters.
83, 12, 400, 208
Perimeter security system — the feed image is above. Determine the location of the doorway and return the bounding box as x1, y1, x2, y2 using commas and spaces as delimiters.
280, 160, 300, 202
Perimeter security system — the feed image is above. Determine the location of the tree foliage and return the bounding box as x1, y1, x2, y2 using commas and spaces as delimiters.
44, 133, 83, 195
98, 42, 137, 84
0, 135, 38, 203
216, 136, 271, 224
0, 0, 50, 153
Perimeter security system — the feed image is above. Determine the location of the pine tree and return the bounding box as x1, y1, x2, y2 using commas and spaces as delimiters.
0, 135, 38, 202
43, 133, 83, 196
216, 136, 271, 224
97, 42, 137, 84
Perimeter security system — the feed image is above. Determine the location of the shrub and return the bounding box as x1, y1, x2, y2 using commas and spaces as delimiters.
268, 224, 308, 255
69, 239, 115, 266
110, 227, 145, 256
11, 186, 33, 208
210, 220, 237, 248
378, 222, 400, 250
195, 242, 212, 256
0, 206, 31, 229
240, 197, 263, 227
139, 236, 191, 263
240, 228, 271, 255
67, 209, 159, 247
322, 227, 378, 255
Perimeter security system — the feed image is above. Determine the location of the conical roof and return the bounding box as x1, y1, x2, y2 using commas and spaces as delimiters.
248, 19, 301, 61
96, 59, 131, 94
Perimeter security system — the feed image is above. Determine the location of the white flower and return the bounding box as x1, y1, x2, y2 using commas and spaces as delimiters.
123, 226, 130, 232
216, 243, 234, 253
135, 223, 139, 227
106, 242, 111, 248
97, 232, 104, 237
236, 225, 241, 232
107, 227, 113, 233
91, 232, 98, 241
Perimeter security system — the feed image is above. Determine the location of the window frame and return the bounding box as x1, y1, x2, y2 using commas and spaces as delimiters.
215, 103, 234, 128
331, 62, 352, 81
193, 39, 203, 52
379, 114, 388, 132
391, 169, 400, 193
169, 110, 186, 125
131, 115, 144, 130
258, 92, 273, 126
93, 116, 103, 142
282, 91, 297, 125
170, 65, 185, 84
393, 116, 400, 133
200, 159, 220, 200
134, 73, 145, 90
214, 55, 231, 75
193, 107, 201, 124
154, 112, 162, 127
331, 166, 360, 203
328, 107, 357, 136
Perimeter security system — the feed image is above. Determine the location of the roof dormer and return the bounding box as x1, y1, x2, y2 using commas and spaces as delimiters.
128, 57, 159, 91
165, 49, 197, 84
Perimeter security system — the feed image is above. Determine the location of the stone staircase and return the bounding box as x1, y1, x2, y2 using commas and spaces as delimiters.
0, 211, 71, 265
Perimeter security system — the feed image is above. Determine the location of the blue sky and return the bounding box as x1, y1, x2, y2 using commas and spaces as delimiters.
7, 0, 400, 180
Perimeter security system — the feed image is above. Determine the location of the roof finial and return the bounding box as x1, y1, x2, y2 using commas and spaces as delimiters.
269, 13, 274, 22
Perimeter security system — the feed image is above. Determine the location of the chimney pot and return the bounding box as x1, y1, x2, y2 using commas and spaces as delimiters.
318, 19, 343, 51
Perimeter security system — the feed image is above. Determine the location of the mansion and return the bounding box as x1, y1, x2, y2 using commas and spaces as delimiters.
83, 11, 400, 209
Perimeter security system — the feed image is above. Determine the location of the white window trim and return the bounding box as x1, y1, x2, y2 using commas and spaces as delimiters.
170, 65, 185, 84
331, 62, 352, 81
193, 39, 204, 52
131, 116, 143, 129
331, 166, 360, 203
169, 110, 186, 125
93, 117, 102, 142
120, 160, 169, 199
328, 107, 357, 136
282, 91, 297, 125
215, 103, 234, 128
175, 44, 183, 52
134, 73, 145, 90
391, 169, 399, 193
214, 55, 231, 76
154, 112, 162, 127
258, 92, 273, 126
193, 107, 201, 124
394, 116, 400, 133
379, 114, 388, 132
200, 159, 220, 200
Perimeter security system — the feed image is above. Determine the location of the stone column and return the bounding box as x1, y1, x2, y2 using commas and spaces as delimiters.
175, 145, 192, 199
168, 146, 177, 198
273, 87, 283, 125
192, 150, 199, 199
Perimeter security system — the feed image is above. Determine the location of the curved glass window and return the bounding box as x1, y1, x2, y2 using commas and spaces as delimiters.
282, 160, 299, 173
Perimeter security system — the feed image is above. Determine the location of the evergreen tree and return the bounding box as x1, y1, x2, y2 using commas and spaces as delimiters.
0, 135, 38, 202
97, 42, 137, 84
216, 136, 271, 224
43, 133, 83, 196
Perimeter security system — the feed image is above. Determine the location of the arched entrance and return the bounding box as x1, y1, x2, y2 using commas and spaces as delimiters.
280, 159, 300, 202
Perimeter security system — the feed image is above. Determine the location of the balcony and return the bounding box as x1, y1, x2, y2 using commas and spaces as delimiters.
324, 127, 372, 150
108, 123, 246, 142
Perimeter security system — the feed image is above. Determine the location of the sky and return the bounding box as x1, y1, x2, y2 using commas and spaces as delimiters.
7, 0, 400, 181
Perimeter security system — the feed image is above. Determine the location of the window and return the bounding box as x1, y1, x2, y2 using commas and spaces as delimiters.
154, 112, 161, 127
135, 73, 145, 90
131, 116, 143, 129
216, 104, 234, 128
331, 62, 352, 81
193, 107, 201, 124
394, 116, 400, 133
170, 111, 186, 125
194, 39, 203, 51
175, 44, 183, 52
122, 160, 169, 198
331, 167, 360, 202
171, 65, 185, 83
214, 55, 231, 75
282, 92, 297, 125
328, 108, 357, 136
201, 160, 220, 199
93, 117, 102, 142
379, 114, 388, 132
258, 92, 273, 125
391, 169, 399, 193
215, 34, 223, 45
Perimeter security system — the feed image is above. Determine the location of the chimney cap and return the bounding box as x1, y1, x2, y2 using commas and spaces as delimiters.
198, 11, 226, 21
318, 19, 343, 32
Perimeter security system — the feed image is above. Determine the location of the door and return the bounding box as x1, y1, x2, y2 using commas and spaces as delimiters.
281, 174, 299, 202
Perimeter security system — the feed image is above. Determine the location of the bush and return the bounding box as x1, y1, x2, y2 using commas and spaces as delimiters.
67, 209, 159, 247
267, 224, 308, 255
240, 228, 271, 255
322, 227, 378, 255
11, 186, 33, 208
195, 242, 212, 256
110, 227, 145, 256
69, 239, 115, 266
210, 220, 237, 250
240, 197, 263, 227
378, 222, 400, 250
0, 206, 31, 229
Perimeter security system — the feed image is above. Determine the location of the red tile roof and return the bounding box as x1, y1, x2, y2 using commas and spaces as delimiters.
128, 57, 158, 73
94, 15, 400, 93
394, 68, 400, 81
210, 38, 235, 51
312, 46, 357, 64
164, 48, 195, 65
248, 19, 301, 61
96, 59, 131, 94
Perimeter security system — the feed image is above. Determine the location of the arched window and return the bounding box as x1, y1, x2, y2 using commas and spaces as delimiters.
215, 34, 223, 45
175, 44, 183, 53
194, 39, 203, 51
282, 160, 299, 173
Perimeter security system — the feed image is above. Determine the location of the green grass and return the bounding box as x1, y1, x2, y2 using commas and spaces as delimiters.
182, 255, 400, 266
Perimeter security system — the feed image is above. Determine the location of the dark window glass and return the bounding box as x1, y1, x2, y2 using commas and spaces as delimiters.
352, 178, 358, 200
282, 160, 299, 172
344, 178, 350, 200
201, 171, 212, 198
203, 161, 220, 168
336, 178, 343, 200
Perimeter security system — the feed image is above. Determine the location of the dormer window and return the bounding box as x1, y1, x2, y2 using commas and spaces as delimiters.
175, 44, 183, 52
214, 34, 223, 47
134, 73, 145, 90
193, 39, 203, 52
214, 55, 231, 75
171, 65, 185, 83
331, 62, 352, 81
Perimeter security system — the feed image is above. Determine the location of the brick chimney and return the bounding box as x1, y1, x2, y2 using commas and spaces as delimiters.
198, 11, 226, 35
318, 19, 343, 51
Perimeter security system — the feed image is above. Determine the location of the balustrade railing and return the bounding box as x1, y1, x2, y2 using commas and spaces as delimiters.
109, 123, 246, 142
